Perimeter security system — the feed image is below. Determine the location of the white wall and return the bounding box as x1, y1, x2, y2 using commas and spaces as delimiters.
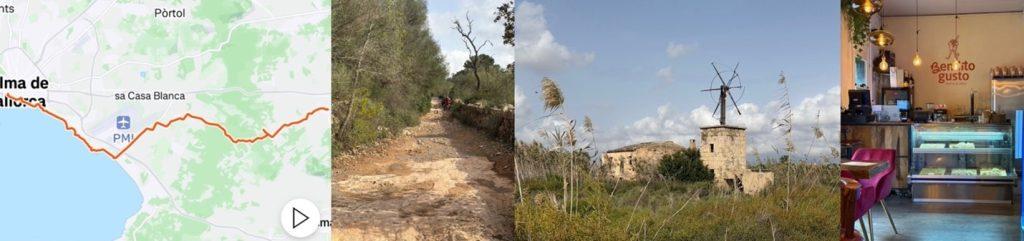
882, 12, 1024, 114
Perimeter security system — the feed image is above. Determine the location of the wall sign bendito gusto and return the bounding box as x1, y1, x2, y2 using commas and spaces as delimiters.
930, 60, 975, 84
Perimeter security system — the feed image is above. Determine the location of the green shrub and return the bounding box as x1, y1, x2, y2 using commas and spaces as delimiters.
332, 0, 449, 155
344, 96, 388, 149
521, 174, 563, 193
448, 54, 514, 108
657, 149, 714, 182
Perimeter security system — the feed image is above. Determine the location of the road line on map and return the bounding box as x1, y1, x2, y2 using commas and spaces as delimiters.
4, 93, 329, 160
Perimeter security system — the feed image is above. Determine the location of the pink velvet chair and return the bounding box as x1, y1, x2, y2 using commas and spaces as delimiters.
841, 148, 898, 241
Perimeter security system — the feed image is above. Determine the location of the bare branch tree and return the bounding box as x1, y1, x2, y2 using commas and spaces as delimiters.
453, 13, 492, 90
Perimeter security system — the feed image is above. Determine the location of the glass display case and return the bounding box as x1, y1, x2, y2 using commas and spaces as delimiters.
910, 123, 1016, 203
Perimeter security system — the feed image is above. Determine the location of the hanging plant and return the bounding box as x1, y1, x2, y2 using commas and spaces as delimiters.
842, 0, 872, 52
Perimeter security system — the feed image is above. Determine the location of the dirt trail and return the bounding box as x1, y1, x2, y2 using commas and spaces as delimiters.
332, 100, 515, 241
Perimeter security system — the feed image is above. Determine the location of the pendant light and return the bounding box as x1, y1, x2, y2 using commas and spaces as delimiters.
951, 0, 961, 71
880, 55, 891, 71
869, 2, 893, 48
912, 0, 922, 67
875, 50, 892, 73
858, 0, 883, 15
870, 29, 894, 47
951, 56, 962, 70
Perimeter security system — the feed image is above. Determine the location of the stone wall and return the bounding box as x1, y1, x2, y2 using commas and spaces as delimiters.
602, 146, 680, 180
598, 147, 671, 179
451, 102, 514, 144
740, 172, 774, 194
699, 126, 773, 194
700, 126, 748, 178
603, 152, 639, 180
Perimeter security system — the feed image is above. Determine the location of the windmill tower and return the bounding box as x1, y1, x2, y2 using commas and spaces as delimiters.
699, 63, 749, 191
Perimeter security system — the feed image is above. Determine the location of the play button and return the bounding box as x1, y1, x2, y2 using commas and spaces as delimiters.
292, 207, 309, 228
280, 199, 320, 238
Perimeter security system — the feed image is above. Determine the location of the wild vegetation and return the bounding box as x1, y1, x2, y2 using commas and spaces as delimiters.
658, 149, 714, 183
332, 0, 448, 153
332, 0, 515, 154
448, 54, 515, 108
514, 78, 838, 241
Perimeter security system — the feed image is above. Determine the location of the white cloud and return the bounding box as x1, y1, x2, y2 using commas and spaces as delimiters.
666, 42, 696, 59
515, 85, 526, 107
514, 84, 532, 118
442, 49, 470, 74
516, 1, 595, 74
656, 66, 674, 83
573, 86, 841, 163
516, 116, 570, 146
427, 0, 514, 75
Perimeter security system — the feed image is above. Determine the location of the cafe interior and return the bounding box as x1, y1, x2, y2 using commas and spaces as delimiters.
840, 0, 1024, 240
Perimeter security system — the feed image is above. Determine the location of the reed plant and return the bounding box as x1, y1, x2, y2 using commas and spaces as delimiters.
515, 77, 838, 240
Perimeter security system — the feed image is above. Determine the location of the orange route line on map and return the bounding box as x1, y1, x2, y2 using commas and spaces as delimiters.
4, 93, 329, 160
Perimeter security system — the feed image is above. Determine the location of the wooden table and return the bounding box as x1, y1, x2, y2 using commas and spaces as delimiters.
841, 159, 889, 179
841, 124, 911, 189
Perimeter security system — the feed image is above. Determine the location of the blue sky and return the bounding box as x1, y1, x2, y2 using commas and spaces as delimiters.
426, 0, 514, 76
515, 0, 841, 162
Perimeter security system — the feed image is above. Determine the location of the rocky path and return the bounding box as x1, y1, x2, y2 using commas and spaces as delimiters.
332, 101, 515, 241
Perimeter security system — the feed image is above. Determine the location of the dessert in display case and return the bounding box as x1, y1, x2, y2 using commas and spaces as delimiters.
910, 123, 1016, 203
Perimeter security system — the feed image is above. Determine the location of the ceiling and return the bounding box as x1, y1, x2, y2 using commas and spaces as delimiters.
879, 0, 1024, 17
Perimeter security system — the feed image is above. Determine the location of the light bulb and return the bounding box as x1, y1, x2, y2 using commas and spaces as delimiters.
863, 0, 875, 14
952, 58, 961, 71
869, 29, 894, 47
880, 55, 890, 72
912, 52, 922, 67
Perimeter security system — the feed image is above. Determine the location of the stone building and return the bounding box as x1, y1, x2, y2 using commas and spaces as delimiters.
599, 126, 773, 194
602, 141, 684, 180
700, 125, 773, 194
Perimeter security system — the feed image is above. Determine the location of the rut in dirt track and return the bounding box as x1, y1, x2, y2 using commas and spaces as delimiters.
332, 103, 515, 241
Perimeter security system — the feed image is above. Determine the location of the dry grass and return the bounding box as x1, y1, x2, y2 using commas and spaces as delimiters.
515, 146, 838, 241
515, 76, 838, 240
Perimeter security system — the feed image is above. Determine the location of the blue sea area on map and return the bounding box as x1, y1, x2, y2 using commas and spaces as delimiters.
0, 109, 142, 240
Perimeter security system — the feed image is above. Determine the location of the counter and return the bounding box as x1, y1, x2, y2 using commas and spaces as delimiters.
909, 123, 1016, 203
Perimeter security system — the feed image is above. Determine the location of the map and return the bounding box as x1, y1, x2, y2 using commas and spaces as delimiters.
0, 0, 330, 240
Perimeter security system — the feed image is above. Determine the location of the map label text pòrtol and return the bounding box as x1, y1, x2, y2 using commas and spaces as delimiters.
154, 8, 185, 18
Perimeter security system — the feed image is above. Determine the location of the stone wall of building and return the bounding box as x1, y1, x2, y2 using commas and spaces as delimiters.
699, 126, 773, 193
700, 126, 748, 180
602, 130, 774, 194
740, 171, 774, 194
603, 152, 639, 180
602, 142, 683, 180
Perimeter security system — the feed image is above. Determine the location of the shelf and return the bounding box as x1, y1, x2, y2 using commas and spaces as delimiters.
912, 148, 1013, 154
